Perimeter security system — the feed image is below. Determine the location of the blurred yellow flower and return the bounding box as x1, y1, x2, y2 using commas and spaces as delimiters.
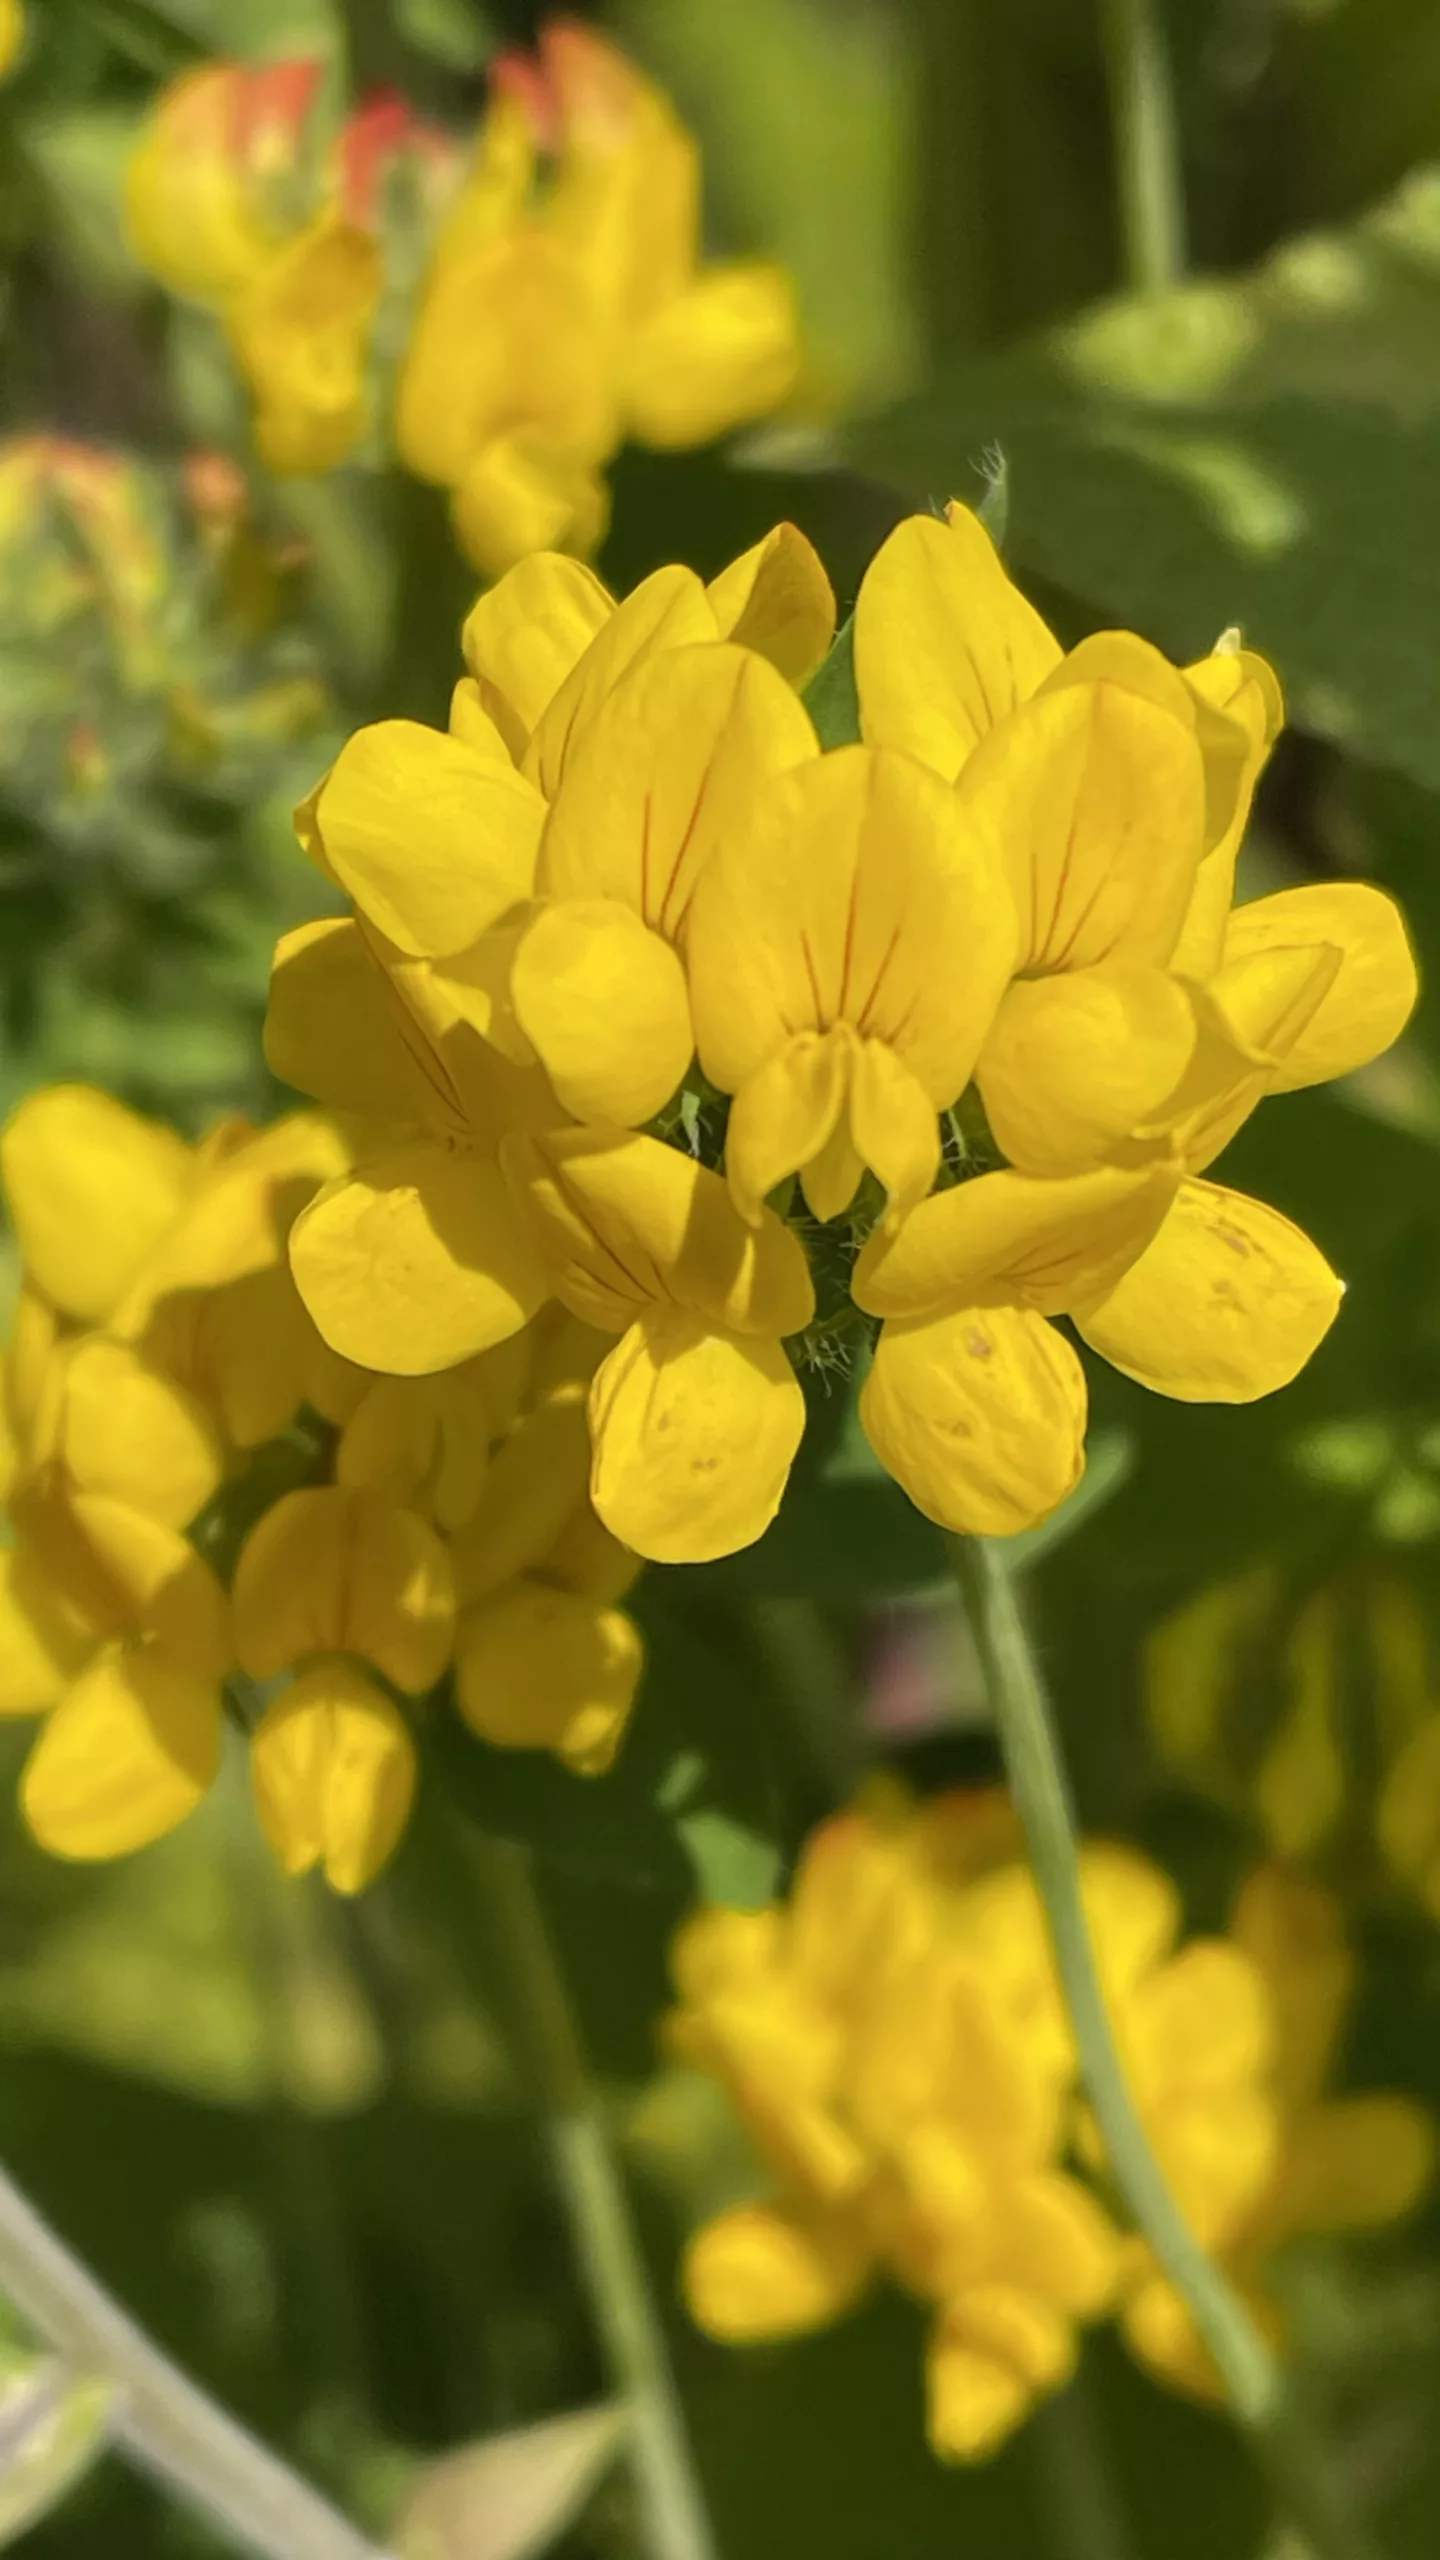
666, 1795, 1433, 2459
397, 22, 803, 573
0, 0, 22, 81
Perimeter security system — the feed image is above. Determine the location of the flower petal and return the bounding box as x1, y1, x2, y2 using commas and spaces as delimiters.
0, 1550, 89, 1716
58, 1339, 223, 1529
849, 1039, 941, 1224
1222, 883, 1418, 1091
539, 640, 816, 934
688, 743, 1016, 1102
723, 1032, 848, 1228
683, 2203, 871, 2342
251, 1659, 416, 1894
505, 1126, 815, 1338
860, 1305, 1087, 1536
1076, 1179, 1343, 1402
853, 1165, 1176, 1323
855, 504, 1061, 781
624, 262, 801, 447
511, 899, 693, 1126
1, 1085, 191, 1325
589, 1307, 806, 1562
313, 719, 545, 960
233, 1485, 454, 1693
452, 433, 610, 581
525, 565, 718, 802
265, 918, 453, 1126
21, 1645, 222, 1859
955, 681, 1206, 974
447, 1387, 593, 1605
706, 522, 836, 685
455, 1578, 643, 1773
978, 964, 1200, 1177
292, 1141, 547, 1375
461, 552, 614, 762
229, 214, 379, 475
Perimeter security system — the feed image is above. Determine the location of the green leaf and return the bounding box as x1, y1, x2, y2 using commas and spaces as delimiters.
0, 2354, 114, 2548
394, 0, 492, 74
853, 165, 1440, 792
800, 614, 860, 749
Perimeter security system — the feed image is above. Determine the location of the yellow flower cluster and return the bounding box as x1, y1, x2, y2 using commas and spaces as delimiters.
0, 1086, 644, 1889
1148, 1559, 1440, 1914
125, 25, 802, 575
270, 504, 1417, 1566
664, 1792, 1433, 2460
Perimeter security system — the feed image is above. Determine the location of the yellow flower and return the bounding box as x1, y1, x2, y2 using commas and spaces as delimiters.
686, 743, 1017, 1226
667, 1793, 1139, 2462
396, 25, 803, 574
126, 62, 450, 477
0, 0, 23, 82
1116, 1865, 1434, 2398
449, 1316, 645, 1774
233, 1484, 453, 1893
504, 1126, 814, 1563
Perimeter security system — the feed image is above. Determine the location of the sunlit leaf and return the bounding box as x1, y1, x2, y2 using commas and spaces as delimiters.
394, 2405, 626, 2560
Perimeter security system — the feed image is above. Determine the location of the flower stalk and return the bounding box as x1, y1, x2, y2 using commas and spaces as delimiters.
950, 1532, 1384, 2560
452, 1827, 719, 2560
1098, 0, 1187, 293
0, 2158, 389, 2560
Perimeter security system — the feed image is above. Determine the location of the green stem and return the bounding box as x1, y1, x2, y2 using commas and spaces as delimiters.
444, 1824, 719, 2560
0, 2160, 389, 2560
748, 1598, 871, 1806
950, 1535, 1383, 2560
1098, 0, 1187, 292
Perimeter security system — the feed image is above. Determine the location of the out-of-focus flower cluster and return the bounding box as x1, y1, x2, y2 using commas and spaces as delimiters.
1148, 1557, 1440, 1919
0, 1085, 644, 1892
125, 23, 803, 575
0, 436, 328, 853
664, 1790, 1434, 2460
265, 502, 1417, 1570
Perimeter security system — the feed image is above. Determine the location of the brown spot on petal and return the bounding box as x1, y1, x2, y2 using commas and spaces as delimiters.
964, 1330, 993, 1362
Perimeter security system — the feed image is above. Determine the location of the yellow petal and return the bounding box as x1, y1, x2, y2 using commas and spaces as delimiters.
60, 1492, 230, 1677
229, 214, 378, 475
859, 1305, 1087, 1536
251, 1658, 416, 1894
683, 2202, 871, 2342
539, 641, 816, 936
233, 1485, 454, 1693
0, 1549, 89, 1716
1077, 1179, 1343, 1402
395, 221, 614, 493
955, 681, 1206, 974
1283, 2096, 1435, 2232
291, 1141, 547, 1375
927, 2286, 1073, 2461
505, 1126, 815, 1338
265, 917, 457, 1128
511, 900, 693, 1125
854, 504, 1061, 781
524, 565, 719, 802
455, 1579, 643, 1773
624, 263, 801, 447
58, 1338, 223, 1528
1170, 643, 1282, 976
1, 1084, 191, 1324
1222, 883, 1417, 1091
797, 1111, 866, 1226
978, 965, 1200, 1177
313, 720, 545, 959
452, 434, 610, 581
21, 1644, 222, 1859
447, 1387, 592, 1605
706, 523, 836, 686
462, 552, 614, 763
849, 1039, 942, 1225
687, 743, 1016, 1103
853, 1164, 1176, 1323
723, 1032, 849, 1228
123, 63, 280, 304
589, 1307, 806, 1563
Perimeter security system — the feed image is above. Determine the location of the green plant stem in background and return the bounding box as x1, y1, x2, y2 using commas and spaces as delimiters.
458, 1829, 719, 2560
749, 1596, 871, 1805
1098, 0, 1187, 292
0, 2160, 390, 2560
950, 1535, 1385, 2560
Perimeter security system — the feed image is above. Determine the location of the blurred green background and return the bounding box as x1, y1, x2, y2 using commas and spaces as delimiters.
6, 0, 1440, 2554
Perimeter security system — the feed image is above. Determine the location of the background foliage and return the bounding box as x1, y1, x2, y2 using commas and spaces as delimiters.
5, 0, 1440, 2553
